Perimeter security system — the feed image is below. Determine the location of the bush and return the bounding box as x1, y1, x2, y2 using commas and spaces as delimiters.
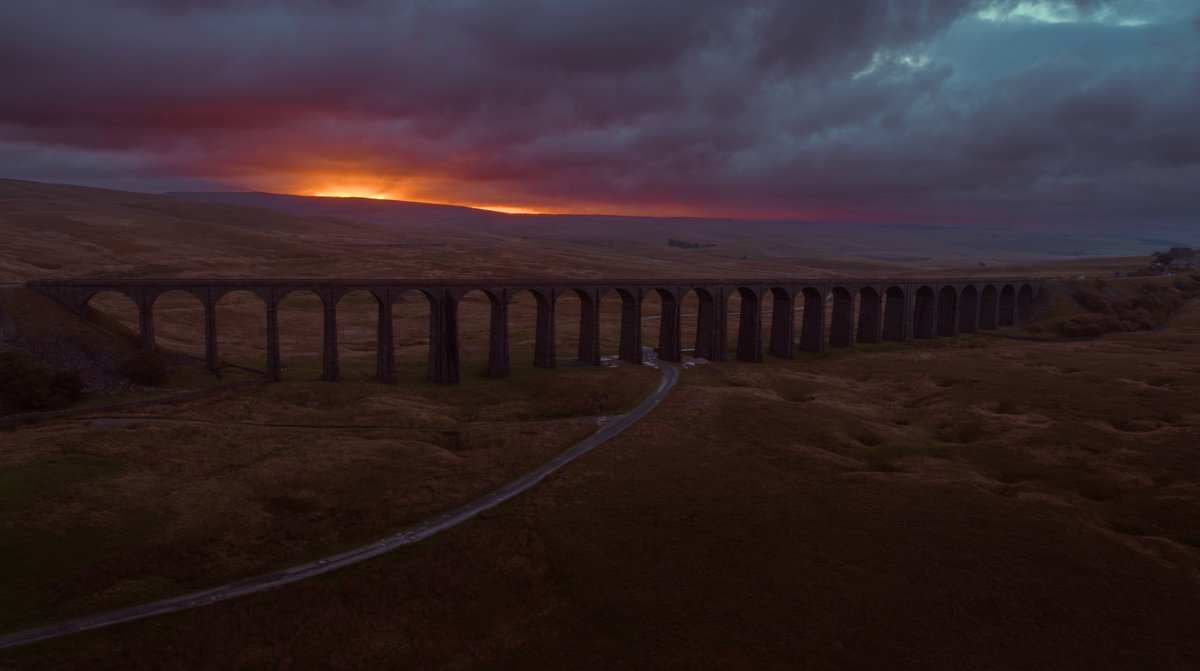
1061, 314, 1109, 337
1172, 277, 1199, 291
0, 348, 85, 412
121, 350, 168, 386
52, 370, 86, 400
1060, 278, 1200, 337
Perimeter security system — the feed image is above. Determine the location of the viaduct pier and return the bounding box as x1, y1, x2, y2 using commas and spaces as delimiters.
26, 277, 1041, 384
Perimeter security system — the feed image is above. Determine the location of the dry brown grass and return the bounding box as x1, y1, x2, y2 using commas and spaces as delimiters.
0, 366, 658, 633
3, 179, 1197, 669
1, 178, 1168, 288
3, 299, 1199, 670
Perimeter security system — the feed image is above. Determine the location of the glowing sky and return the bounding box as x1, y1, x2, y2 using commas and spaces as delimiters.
1, 0, 1197, 223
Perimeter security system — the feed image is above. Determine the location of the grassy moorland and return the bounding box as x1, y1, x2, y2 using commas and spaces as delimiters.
0, 365, 659, 634
3, 293, 1198, 670
2, 180, 1199, 669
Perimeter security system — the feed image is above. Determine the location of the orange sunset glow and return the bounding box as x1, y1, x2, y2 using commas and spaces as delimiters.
470, 204, 549, 215
305, 179, 400, 201
306, 188, 550, 214
293, 174, 556, 214
264, 168, 906, 221
312, 190, 392, 200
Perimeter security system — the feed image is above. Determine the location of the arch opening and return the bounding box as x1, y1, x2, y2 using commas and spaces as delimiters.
979, 285, 999, 329
333, 290, 384, 381
677, 289, 701, 359
455, 289, 502, 379
595, 288, 630, 363
391, 289, 434, 382
999, 285, 1017, 327
829, 287, 855, 348
767, 287, 795, 358
148, 290, 205, 360
81, 290, 141, 345
507, 288, 556, 369
552, 289, 580, 368
566, 288, 599, 366
727, 287, 762, 362
1017, 284, 1035, 323
688, 288, 719, 361
936, 286, 958, 337
882, 286, 907, 341
213, 290, 267, 377
638, 290, 662, 362
958, 286, 980, 334
913, 286, 937, 339
275, 290, 325, 381
857, 287, 883, 343
649, 288, 682, 362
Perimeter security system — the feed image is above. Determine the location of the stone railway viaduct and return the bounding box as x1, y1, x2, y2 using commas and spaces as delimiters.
27, 278, 1041, 384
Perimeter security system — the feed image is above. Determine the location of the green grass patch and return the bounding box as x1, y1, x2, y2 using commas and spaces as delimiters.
0, 452, 124, 515
0, 452, 162, 631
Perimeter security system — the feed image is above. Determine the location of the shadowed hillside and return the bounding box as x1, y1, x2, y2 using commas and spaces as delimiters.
2, 179, 818, 282
162, 190, 511, 230
6, 179, 1186, 287
169, 189, 1197, 265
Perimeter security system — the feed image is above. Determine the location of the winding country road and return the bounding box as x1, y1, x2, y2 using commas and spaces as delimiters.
0, 355, 678, 651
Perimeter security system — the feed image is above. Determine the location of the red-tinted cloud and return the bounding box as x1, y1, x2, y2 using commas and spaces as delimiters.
0, 0, 1197, 222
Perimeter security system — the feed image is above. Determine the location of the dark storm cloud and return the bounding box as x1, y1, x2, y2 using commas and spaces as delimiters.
0, 0, 1197, 222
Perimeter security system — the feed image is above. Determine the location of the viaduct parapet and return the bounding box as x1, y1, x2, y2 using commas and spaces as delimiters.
25, 278, 1042, 384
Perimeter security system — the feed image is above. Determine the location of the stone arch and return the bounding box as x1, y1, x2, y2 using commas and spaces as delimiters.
979, 285, 999, 329
548, 288, 582, 368
81, 288, 139, 311
999, 285, 1017, 327
275, 287, 334, 310
767, 287, 795, 358
936, 285, 958, 337
673, 288, 699, 359
333, 290, 386, 381
799, 287, 826, 353
214, 290, 268, 375
422, 287, 460, 383
564, 287, 600, 366
687, 287, 720, 361
913, 286, 937, 339
1017, 284, 1035, 323
958, 285, 980, 334
81, 289, 143, 346
604, 288, 643, 364
508, 287, 556, 369
274, 289, 325, 380
882, 286, 907, 341
728, 286, 762, 362
387, 288, 436, 382
829, 286, 855, 348
651, 288, 683, 362
455, 288, 505, 378
148, 289, 206, 359
590, 288, 626, 363
857, 286, 883, 343
149, 288, 206, 309
638, 289, 663, 361
595, 287, 642, 364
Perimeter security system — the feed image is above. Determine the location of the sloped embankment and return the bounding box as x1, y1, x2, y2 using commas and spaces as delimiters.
1026, 275, 1200, 338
